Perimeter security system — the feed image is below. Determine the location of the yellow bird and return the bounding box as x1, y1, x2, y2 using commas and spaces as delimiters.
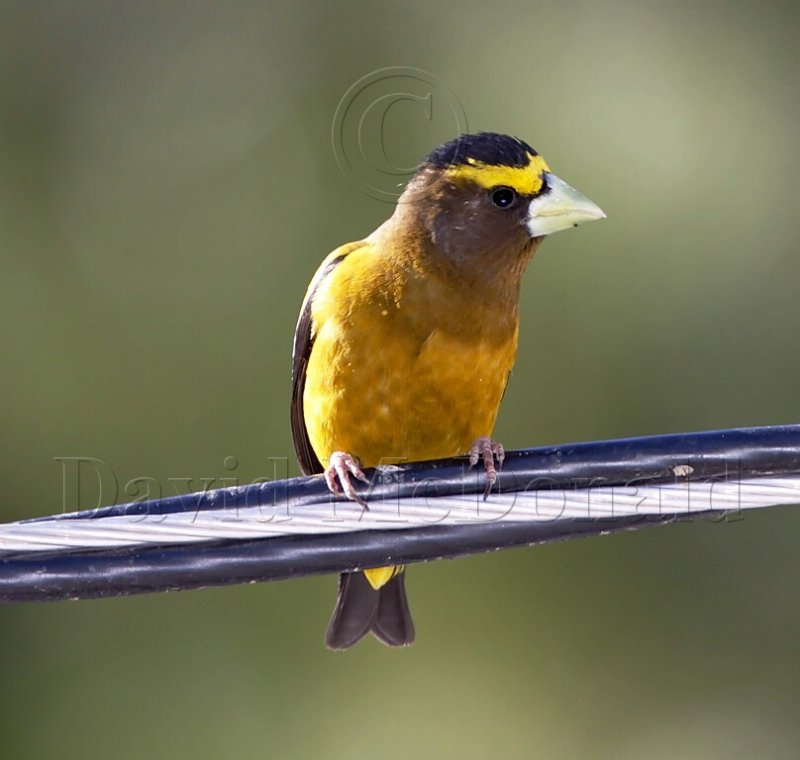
291, 132, 605, 649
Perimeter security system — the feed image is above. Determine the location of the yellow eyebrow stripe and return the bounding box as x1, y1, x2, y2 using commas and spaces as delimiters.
444, 152, 550, 196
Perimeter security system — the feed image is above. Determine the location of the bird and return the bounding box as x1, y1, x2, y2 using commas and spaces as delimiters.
291, 132, 605, 649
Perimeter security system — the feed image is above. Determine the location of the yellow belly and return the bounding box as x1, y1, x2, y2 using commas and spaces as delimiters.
303, 249, 519, 468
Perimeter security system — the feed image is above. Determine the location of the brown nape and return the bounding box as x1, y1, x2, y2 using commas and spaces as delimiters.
387, 164, 540, 309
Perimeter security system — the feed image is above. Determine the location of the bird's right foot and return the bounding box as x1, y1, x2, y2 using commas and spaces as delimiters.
324, 451, 370, 507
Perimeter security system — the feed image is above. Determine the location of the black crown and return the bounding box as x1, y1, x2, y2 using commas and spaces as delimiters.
425, 132, 537, 169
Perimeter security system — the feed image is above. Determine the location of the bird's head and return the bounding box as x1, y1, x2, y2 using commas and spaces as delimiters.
391, 132, 605, 287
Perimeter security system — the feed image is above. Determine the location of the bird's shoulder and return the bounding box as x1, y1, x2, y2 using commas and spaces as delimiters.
293, 240, 371, 359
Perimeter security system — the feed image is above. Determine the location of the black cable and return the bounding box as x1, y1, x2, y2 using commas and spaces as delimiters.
1, 425, 799, 603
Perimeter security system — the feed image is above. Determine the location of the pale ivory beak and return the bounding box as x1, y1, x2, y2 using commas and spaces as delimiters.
526, 172, 606, 237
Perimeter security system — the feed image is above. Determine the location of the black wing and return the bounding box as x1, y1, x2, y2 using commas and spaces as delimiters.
291, 250, 351, 476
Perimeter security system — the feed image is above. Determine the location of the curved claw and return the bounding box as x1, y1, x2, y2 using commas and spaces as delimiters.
324, 451, 370, 508
468, 437, 505, 500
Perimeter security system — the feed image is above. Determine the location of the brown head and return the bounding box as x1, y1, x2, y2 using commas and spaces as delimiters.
384, 133, 605, 303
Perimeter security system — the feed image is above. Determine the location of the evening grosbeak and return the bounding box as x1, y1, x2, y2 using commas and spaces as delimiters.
291, 132, 605, 649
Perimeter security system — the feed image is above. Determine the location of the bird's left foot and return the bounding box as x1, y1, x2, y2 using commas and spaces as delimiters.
468, 436, 505, 499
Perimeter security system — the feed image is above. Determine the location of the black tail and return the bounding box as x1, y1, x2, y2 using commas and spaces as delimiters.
325, 571, 415, 650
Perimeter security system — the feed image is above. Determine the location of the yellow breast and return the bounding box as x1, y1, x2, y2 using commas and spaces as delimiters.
303, 242, 519, 468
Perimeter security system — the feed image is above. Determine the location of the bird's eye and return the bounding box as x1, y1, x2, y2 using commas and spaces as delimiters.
490, 186, 516, 208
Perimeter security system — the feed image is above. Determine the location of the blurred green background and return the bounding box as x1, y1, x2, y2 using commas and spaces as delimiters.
2, 1, 799, 758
